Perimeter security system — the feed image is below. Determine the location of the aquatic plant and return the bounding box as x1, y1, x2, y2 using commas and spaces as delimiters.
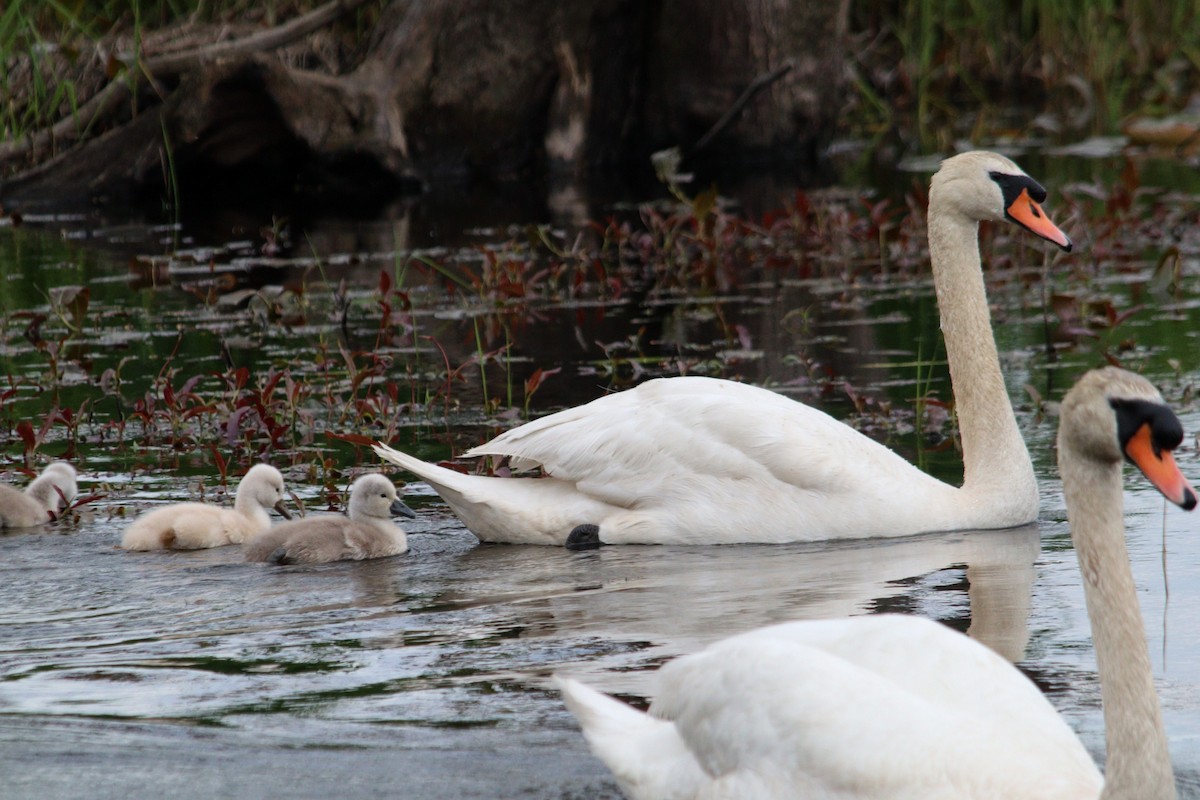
0, 157, 1195, 486
849, 0, 1200, 146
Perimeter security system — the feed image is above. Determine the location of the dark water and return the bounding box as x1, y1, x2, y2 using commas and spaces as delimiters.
3, 148, 1200, 797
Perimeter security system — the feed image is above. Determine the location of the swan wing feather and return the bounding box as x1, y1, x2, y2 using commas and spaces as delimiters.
649, 615, 1100, 799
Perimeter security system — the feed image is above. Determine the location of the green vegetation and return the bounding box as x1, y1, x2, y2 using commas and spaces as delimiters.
850, 0, 1200, 145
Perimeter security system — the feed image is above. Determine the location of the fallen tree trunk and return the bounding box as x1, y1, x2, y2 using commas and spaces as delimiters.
1, 0, 849, 213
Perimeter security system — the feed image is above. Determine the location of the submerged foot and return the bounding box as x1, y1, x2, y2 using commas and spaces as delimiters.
267, 547, 293, 565
565, 524, 603, 550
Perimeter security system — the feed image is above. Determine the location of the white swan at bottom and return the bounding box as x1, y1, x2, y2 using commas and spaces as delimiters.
556, 367, 1195, 800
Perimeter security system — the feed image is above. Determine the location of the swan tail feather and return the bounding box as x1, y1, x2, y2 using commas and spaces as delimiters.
371, 442, 498, 527
121, 520, 175, 550
554, 675, 707, 800
370, 443, 478, 496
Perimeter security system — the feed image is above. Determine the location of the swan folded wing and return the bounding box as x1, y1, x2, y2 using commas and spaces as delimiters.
340, 523, 375, 560
169, 506, 242, 548
287, 521, 362, 562
652, 617, 1100, 797
243, 527, 289, 561
123, 503, 232, 549
248, 519, 374, 563
474, 378, 958, 532
465, 377, 916, 502
341, 521, 408, 559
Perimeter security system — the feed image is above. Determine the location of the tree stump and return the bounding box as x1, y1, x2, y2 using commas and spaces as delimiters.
0, 0, 849, 212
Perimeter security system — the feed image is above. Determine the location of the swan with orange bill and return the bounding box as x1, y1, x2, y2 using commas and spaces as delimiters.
375, 151, 1073, 546
555, 366, 1194, 800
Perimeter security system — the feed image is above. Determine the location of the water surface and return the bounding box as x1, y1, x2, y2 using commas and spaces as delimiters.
3, 150, 1200, 797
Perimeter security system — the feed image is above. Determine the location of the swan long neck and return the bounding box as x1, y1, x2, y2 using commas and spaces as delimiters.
927, 208, 1035, 501
234, 490, 271, 528
350, 505, 407, 542
1061, 453, 1176, 799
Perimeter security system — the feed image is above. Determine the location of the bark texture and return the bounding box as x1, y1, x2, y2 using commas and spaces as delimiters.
1, 0, 849, 211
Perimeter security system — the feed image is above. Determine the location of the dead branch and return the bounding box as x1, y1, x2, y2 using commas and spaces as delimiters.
0, 0, 372, 166
692, 60, 795, 153
144, 0, 373, 75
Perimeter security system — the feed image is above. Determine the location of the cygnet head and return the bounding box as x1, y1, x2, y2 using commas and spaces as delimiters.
347, 474, 416, 521
27, 461, 78, 517
237, 464, 293, 519
931, 151, 1072, 251
1059, 366, 1197, 510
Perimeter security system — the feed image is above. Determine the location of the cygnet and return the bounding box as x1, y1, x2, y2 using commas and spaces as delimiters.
0, 461, 78, 528
244, 473, 415, 564
122, 463, 292, 550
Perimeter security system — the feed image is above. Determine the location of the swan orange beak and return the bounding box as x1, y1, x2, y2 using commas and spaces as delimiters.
1006, 188, 1073, 251
1124, 424, 1198, 510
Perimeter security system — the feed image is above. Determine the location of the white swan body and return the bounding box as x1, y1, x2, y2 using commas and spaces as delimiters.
244, 473, 415, 564
121, 463, 292, 550
376, 379, 1010, 544
0, 462, 77, 528
375, 151, 1072, 545
556, 366, 1193, 800
558, 615, 1100, 800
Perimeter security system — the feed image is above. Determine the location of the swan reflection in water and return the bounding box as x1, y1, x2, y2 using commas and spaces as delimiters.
413, 521, 1040, 695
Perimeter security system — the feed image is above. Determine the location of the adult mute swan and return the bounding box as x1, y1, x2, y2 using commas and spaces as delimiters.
374, 150, 1072, 545
0, 462, 77, 528
121, 463, 292, 550
244, 473, 415, 564
555, 366, 1194, 800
